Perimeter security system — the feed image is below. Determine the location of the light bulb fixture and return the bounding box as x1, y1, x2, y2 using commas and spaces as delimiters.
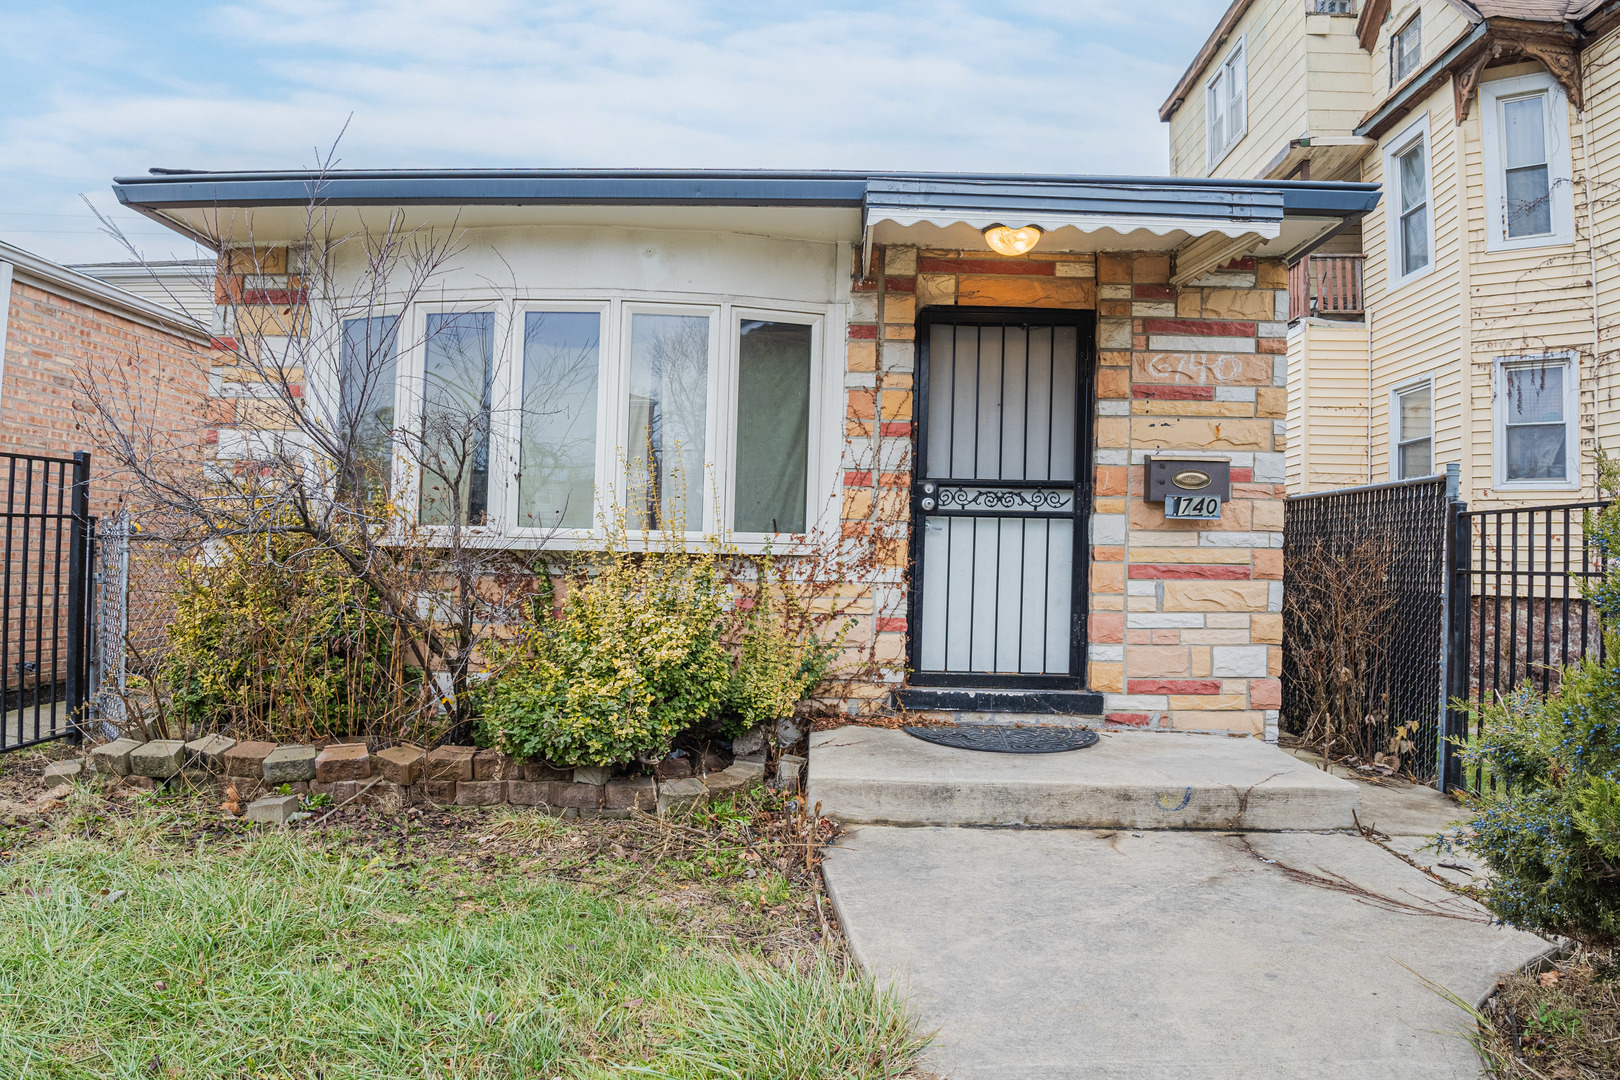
982, 224, 1044, 257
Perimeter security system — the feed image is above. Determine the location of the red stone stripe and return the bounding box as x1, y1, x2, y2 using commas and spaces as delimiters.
845, 471, 873, 487
1128, 565, 1251, 580
876, 617, 907, 632
849, 324, 878, 339
879, 421, 912, 436
918, 258, 1055, 276
1133, 284, 1175, 301
1127, 679, 1222, 695
1133, 386, 1214, 400
1141, 318, 1257, 337
884, 276, 916, 292
1105, 712, 1151, 726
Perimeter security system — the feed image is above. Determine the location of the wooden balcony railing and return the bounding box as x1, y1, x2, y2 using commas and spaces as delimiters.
1288, 254, 1365, 321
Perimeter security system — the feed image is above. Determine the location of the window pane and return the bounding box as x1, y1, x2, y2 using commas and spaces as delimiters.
1401, 204, 1429, 275
1506, 165, 1553, 237
627, 313, 709, 531
735, 320, 812, 534
1505, 364, 1565, 423
518, 311, 599, 529
1506, 424, 1567, 480
1398, 385, 1430, 442
1503, 96, 1547, 169
1399, 438, 1432, 479
1396, 16, 1421, 82
339, 316, 398, 497
1228, 49, 1245, 134
1399, 143, 1426, 213
420, 311, 493, 526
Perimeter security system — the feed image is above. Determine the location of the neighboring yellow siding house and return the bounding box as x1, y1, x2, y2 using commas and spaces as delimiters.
1166, 0, 1620, 508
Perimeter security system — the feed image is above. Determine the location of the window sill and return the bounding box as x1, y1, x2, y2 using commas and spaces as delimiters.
1384, 262, 1435, 295
1491, 479, 1580, 493
1206, 129, 1248, 173
1483, 233, 1576, 255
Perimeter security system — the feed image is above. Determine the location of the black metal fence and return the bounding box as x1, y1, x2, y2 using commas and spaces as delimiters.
1283, 473, 1457, 783
2, 451, 93, 751
1442, 499, 1611, 791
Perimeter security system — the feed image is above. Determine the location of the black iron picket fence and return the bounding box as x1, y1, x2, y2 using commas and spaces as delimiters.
1441, 499, 1611, 792
2, 451, 93, 751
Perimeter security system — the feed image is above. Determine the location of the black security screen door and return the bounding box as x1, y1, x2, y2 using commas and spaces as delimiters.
909, 309, 1094, 689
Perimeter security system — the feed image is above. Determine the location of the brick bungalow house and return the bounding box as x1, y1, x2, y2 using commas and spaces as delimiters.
110, 170, 1376, 739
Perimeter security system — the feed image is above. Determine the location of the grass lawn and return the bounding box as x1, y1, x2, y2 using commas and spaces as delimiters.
0, 753, 927, 1079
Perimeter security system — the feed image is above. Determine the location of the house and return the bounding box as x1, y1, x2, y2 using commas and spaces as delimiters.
110, 168, 1374, 737
70, 259, 217, 328
1163, 0, 1620, 503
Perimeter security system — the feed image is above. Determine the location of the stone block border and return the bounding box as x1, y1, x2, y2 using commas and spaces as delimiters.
56, 734, 803, 822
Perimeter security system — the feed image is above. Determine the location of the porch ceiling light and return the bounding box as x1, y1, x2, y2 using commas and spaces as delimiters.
982, 224, 1043, 257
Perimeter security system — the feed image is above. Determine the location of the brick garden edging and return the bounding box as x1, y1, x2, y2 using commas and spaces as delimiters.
56, 734, 804, 823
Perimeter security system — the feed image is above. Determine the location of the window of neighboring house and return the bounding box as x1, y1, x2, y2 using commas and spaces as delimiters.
1206, 39, 1247, 167
1481, 74, 1575, 250
1384, 115, 1433, 286
1313, 1, 1354, 13
419, 310, 494, 526
338, 315, 399, 497
1495, 355, 1579, 488
1391, 13, 1420, 86
1392, 379, 1433, 480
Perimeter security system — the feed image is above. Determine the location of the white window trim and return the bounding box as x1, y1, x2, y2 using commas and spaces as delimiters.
1492, 352, 1581, 491
1383, 112, 1435, 291
365, 290, 839, 553
1206, 35, 1247, 170
1479, 72, 1575, 252
1389, 374, 1436, 481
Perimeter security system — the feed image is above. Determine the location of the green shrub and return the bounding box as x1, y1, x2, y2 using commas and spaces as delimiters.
718, 565, 842, 738
1458, 454, 1620, 944
478, 548, 732, 767
163, 529, 408, 742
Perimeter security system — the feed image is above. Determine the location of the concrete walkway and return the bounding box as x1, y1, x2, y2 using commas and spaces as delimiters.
824, 826, 1550, 1080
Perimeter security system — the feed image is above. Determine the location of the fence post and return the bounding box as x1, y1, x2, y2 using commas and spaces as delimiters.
1440, 465, 1469, 793
64, 451, 90, 744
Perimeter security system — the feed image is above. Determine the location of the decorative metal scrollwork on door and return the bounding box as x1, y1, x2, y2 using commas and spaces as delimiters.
932, 485, 1074, 514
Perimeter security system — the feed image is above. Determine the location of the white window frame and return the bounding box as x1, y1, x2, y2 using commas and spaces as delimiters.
1383, 112, 1435, 290
1206, 36, 1248, 169
1493, 352, 1581, 491
1389, 374, 1435, 481
1391, 13, 1421, 87
374, 291, 836, 552
1479, 72, 1575, 252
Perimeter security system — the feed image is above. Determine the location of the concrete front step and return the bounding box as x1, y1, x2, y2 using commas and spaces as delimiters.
808, 725, 1361, 830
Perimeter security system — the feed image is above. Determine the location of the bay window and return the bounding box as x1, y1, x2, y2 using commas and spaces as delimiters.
388, 298, 826, 542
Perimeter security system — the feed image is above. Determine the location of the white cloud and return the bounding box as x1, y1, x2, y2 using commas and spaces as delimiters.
0, 0, 1228, 262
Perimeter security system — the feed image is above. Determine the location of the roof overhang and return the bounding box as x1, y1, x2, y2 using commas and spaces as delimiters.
111, 168, 1378, 272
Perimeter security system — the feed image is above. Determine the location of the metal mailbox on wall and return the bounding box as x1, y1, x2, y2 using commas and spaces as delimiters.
1145, 457, 1230, 521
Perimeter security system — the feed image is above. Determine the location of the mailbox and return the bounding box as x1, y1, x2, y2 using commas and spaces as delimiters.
1145, 457, 1230, 521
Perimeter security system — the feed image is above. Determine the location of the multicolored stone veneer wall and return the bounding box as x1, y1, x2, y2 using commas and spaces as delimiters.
843, 245, 1287, 738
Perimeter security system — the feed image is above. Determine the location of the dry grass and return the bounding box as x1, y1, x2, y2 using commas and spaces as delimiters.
1473, 946, 1620, 1079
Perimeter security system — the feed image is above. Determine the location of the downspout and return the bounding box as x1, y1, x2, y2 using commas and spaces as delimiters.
1580, 76, 1602, 489
1367, 305, 1375, 483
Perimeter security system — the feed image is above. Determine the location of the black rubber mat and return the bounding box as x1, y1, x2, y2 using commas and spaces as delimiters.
903, 723, 1100, 754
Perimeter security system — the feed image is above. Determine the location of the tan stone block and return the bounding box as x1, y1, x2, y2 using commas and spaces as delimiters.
1256, 386, 1286, 418
1130, 400, 1255, 417
1131, 353, 1273, 386
1176, 290, 1202, 317
1133, 254, 1171, 283
1206, 613, 1250, 628
1093, 497, 1127, 514
1269, 646, 1282, 677
1169, 710, 1264, 733
1251, 613, 1283, 644
1097, 367, 1131, 400
1126, 646, 1189, 678
884, 246, 917, 275
1129, 418, 1272, 451
956, 276, 1094, 308
1127, 595, 1158, 611
1053, 261, 1095, 278
1163, 581, 1272, 612
225, 247, 287, 274
1129, 499, 1170, 530
916, 274, 956, 307
1181, 629, 1255, 645
883, 370, 914, 389
1202, 499, 1253, 531
1256, 258, 1288, 289
842, 489, 872, 520
1098, 283, 1132, 300
235, 304, 307, 338
883, 295, 916, 324
1093, 593, 1125, 611
1090, 562, 1125, 594
848, 340, 877, 372
1189, 647, 1212, 677
1099, 320, 1133, 349
1089, 662, 1124, 693
1168, 694, 1247, 710
1094, 465, 1130, 497
1274, 430, 1287, 452
878, 391, 913, 421
1098, 253, 1131, 283
1251, 500, 1284, 532
1096, 417, 1130, 448
884, 323, 916, 340
1200, 289, 1275, 320
1252, 550, 1283, 580
1132, 302, 1176, 317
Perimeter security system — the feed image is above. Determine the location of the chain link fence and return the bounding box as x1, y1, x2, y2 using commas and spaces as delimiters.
87, 514, 186, 737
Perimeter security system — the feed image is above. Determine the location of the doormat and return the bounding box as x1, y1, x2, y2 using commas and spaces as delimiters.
902, 723, 1099, 754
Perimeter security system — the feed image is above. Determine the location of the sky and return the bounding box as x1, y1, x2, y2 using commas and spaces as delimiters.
0, 0, 1230, 265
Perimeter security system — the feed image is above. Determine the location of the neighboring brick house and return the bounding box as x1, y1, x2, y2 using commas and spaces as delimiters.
110, 170, 1375, 738
0, 240, 209, 519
